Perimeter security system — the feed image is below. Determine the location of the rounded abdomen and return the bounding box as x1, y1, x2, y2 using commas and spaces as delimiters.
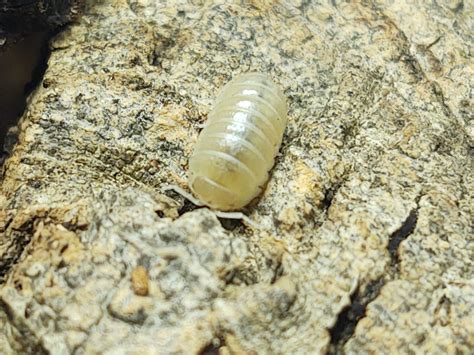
188, 73, 288, 211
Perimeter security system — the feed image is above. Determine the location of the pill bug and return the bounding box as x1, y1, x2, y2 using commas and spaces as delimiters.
188, 72, 288, 211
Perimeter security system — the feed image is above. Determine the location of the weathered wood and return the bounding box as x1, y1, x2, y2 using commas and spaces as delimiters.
0, 1, 472, 353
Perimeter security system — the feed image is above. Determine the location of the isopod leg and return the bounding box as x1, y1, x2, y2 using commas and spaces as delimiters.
163, 184, 205, 207
214, 210, 261, 229
162, 185, 260, 229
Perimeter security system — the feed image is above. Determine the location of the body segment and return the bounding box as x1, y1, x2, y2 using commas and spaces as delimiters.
188, 73, 287, 210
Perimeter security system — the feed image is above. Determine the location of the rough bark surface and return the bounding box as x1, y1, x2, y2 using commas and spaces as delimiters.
0, 0, 472, 354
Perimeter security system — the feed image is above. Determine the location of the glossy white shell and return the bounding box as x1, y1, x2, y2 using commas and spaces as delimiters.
188, 72, 288, 211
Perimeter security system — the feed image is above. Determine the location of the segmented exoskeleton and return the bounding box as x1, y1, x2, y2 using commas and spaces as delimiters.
188, 72, 288, 211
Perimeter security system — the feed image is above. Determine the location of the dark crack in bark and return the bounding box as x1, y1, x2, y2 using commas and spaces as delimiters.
328, 206, 419, 354
388, 208, 418, 268
199, 338, 224, 355
328, 277, 385, 354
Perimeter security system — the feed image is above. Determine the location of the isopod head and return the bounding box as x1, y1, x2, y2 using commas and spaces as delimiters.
188, 72, 288, 211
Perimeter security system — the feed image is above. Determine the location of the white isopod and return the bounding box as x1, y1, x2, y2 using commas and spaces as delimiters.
188, 72, 288, 211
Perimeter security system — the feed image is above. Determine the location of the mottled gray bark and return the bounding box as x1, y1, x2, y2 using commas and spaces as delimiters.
0, 0, 472, 354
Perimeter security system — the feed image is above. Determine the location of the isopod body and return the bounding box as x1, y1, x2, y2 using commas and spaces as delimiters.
188, 72, 288, 211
